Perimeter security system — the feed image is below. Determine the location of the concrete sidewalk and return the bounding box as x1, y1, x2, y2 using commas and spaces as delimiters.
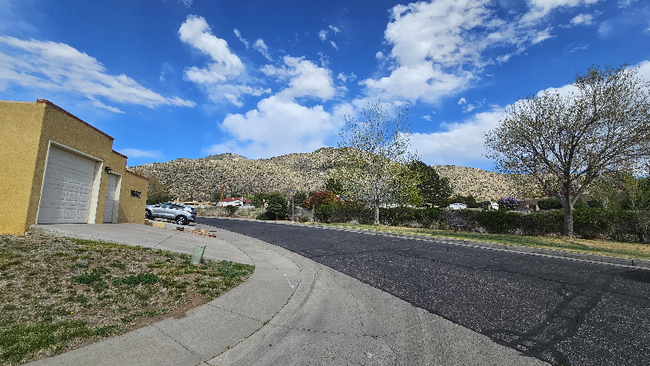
27, 223, 548, 366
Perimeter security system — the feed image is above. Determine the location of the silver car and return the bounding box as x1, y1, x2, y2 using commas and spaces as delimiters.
145, 202, 196, 225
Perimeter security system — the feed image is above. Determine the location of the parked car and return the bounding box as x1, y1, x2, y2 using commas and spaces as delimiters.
448, 202, 468, 210
145, 202, 196, 225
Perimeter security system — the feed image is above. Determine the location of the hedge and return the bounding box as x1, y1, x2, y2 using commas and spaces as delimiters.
313, 205, 650, 243
314, 205, 441, 227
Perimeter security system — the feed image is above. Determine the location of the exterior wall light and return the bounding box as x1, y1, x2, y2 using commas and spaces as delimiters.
104, 166, 113, 174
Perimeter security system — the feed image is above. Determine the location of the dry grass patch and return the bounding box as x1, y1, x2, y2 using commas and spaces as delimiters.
0, 234, 253, 366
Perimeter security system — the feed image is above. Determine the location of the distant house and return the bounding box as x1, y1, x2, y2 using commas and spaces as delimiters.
217, 197, 253, 207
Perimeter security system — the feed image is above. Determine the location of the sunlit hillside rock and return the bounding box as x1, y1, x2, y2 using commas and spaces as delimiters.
131, 148, 527, 202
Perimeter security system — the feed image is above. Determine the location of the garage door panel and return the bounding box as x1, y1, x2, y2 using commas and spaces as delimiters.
37, 147, 97, 224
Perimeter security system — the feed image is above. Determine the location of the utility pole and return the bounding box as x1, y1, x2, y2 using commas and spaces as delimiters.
220, 167, 226, 206
290, 190, 295, 222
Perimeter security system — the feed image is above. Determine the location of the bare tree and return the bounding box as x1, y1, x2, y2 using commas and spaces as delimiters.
332, 100, 418, 225
485, 65, 650, 236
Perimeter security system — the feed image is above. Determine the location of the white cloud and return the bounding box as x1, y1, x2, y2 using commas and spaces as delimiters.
361, 0, 602, 104
180, 15, 268, 106
457, 97, 484, 112
522, 0, 602, 24
207, 97, 349, 158
568, 44, 588, 53
253, 39, 272, 61
179, 0, 193, 8
233, 28, 249, 48
410, 107, 505, 166
207, 56, 342, 158
329, 25, 341, 34
330, 41, 338, 50
263, 55, 336, 102
570, 13, 594, 26
362, 63, 473, 103
531, 28, 554, 44
119, 148, 163, 159
618, 0, 638, 7
92, 100, 124, 113
0, 36, 195, 110
319, 30, 327, 41
337, 72, 356, 83
179, 15, 244, 83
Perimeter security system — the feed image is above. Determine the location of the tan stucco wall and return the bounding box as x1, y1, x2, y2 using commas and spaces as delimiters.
118, 170, 149, 224
29, 102, 116, 229
0, 100, 149, 234
0, 101, 46, 235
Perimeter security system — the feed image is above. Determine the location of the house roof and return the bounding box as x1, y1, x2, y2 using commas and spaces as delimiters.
220, 197, 252, 202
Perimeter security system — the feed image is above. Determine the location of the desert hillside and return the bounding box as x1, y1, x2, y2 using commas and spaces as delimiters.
131, 147, 524, 202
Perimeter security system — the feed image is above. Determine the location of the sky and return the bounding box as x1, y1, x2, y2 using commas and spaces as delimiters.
1, 0, 649, 171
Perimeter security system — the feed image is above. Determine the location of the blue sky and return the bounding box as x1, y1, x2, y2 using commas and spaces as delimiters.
1, 0, 649, 170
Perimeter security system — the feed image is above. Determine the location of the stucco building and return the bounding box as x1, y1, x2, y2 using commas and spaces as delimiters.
0, 99, 149, 235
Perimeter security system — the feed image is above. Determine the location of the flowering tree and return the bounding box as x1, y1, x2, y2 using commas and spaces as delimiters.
485, 65, 650, 236
497, 197, 520, 210
333, 100, 419, 225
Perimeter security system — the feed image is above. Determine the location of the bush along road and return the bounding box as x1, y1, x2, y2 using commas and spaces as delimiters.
198, 217, 650, 366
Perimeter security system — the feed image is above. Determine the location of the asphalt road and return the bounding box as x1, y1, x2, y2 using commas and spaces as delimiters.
198, 217, 650, 366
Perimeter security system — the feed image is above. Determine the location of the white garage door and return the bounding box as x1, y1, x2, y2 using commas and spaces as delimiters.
37, 147, 96, 224
103, 174, 117, 223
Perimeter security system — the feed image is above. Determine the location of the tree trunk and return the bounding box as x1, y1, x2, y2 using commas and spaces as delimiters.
374, 205, 380, 226
563, 192, 574, 237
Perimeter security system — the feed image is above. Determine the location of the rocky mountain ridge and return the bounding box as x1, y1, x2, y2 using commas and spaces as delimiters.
131, 147, 524, 202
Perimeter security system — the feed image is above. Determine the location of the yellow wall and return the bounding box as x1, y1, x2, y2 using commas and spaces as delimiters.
0, 100, 149, 234
118, 170, 149, 224
0, 101, 46, 235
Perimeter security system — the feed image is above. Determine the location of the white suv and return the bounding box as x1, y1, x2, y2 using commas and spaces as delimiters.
448, 202, 468, 210
145, 202, 196, 225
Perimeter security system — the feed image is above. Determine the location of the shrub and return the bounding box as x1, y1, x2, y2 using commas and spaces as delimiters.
573, 208, 612, 239
474, 210, 521, 234
225, 205, 238, 217
293, 192, 307, 207
264, 192, 289, 220
314, 204, 339, 223
380, 207, 441, 227
520, 210, 563, 236
537, 197, 562, 210
497, 197, 521, 210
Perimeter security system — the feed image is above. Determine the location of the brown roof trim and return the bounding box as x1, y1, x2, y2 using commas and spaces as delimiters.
126, 169, 149, 180
112, 150, 128, 159
36, 99, 114, 141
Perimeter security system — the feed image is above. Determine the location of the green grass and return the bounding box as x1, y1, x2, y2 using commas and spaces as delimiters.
0, 321, 101, 364
310, 222, 650, 261
0, 235, 254, 365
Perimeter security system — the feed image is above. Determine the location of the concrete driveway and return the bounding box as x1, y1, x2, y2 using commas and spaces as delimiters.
28, 223, 546, 366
